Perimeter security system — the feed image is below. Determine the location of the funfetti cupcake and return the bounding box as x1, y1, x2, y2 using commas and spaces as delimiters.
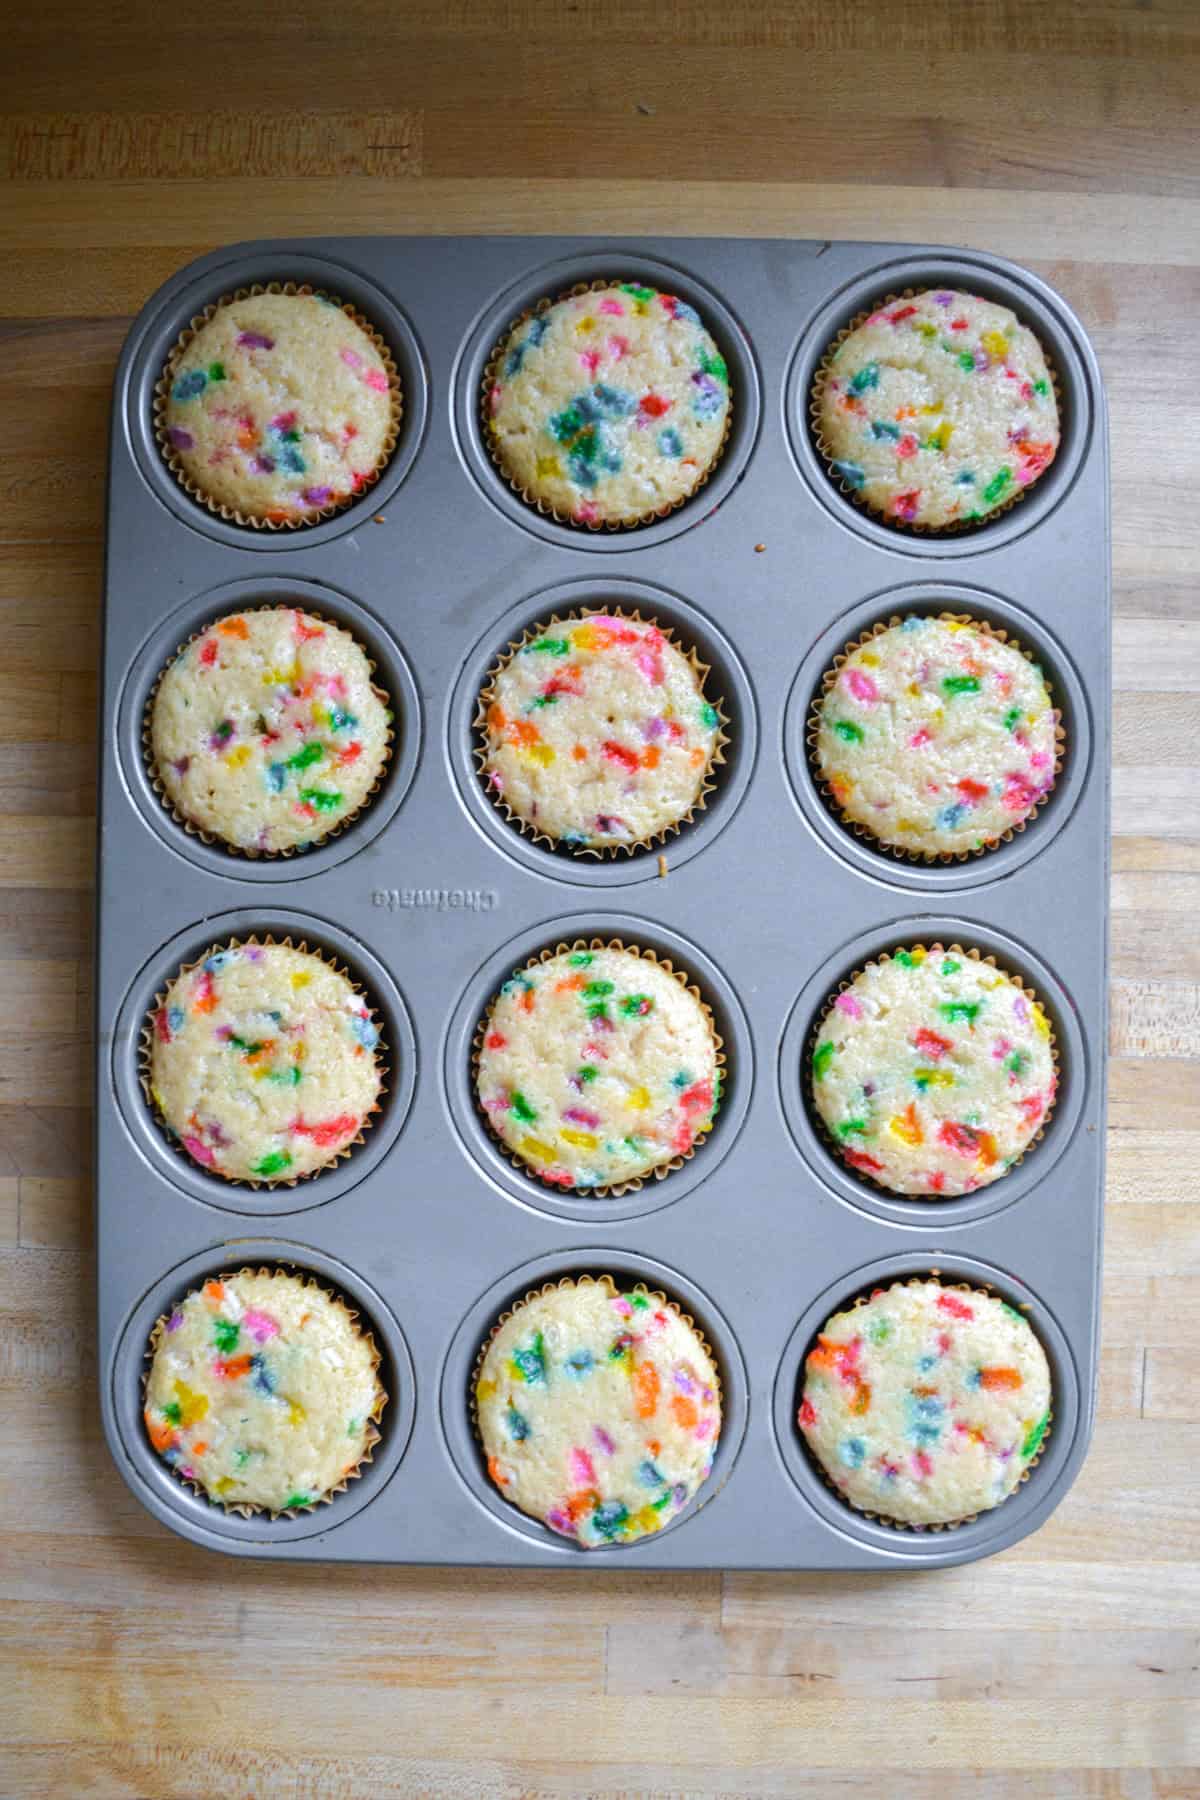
485, 283, 731, 528
814, 288, 1059, 531
475, 942, 722, 1193
798, 1277, 1052, 1527
149, 606, 393, 856
812, 614, 1061, 860
477, 610, 725, 853
475, 1275, 721, 1547
810, 944, 1056, 1197
144, 1267, 385, 1515
145, 940, 384, 1184
158, 287, 400, 526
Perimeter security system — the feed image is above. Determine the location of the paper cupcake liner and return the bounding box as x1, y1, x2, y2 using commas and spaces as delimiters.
807, 942, 1060, 1200
154, 281, 402, 530
142, 604, 395, 860
809, 288, 1062, 537
142, 1263, 387, 1519
468, 1272, 723, 1489
480, 277, 733, 532
798, 1272, 1053, 1532
472, 937, 724, 1197
473, 606, 729, 859
139, 934, 387, 1189
807, 612, 1065, 865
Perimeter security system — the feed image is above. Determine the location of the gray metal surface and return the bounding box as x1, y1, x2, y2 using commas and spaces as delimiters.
97, 235, 1109, 1568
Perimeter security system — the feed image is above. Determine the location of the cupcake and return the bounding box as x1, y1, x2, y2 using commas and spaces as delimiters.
150, 607, 392, 855
485, 283, 731, 527
475, 1276, 721, 1546
147, 941, 383, 1183
476, 943, 720, 1191
813, 614, 1060, 858
478, 610, 724, 852
810, 945, 1056, 1196
798, 1278, 1052, 1526
814, 288, 1059, 529
160, 289, 398, 524
144, 1267, 385, 1513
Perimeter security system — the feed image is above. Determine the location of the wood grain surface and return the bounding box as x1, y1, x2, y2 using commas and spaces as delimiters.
1, 3, 1198, 1795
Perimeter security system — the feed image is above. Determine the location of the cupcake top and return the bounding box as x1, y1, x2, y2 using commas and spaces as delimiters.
798, 1279, 1052, 1526
811, 946, 1056, 1196
814, 615, 1059, 857
480, 612, 721, 850
151, 607, 392, 854
476, 944, 719, 1190
162, 292, 395, 523
144, 1269, 383, 1512
817, 288, 1059, 529
476, 1278, 721, 1547
486, 284, 731, 526
149, 942, 383, 1182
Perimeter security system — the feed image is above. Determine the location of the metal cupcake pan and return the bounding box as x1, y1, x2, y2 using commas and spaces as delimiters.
98, 235, 1108, 1567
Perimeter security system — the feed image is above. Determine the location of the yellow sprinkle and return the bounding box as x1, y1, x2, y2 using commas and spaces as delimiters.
151, 1085, 166, 1112
895, 818, 919, 833
906, 681, 921, 696
290, 971, 311, 990
915, 1067, 954, 1088
626, 1086, 651, 1112
575, 314, 597, 333
173, 1379, 209, 1428
287, 1400, 307, 1426
519, 1134, 557, 1164
919, 401, 940, 412
519, 742, 556, 767
536, 454, 563, 479
212, 1476, 234, 1495
560, 1128, 600, 1150
859, 651, 880, 667
982, 329, 1010, 359
889, 1113, 923, 1146
907, 947, 927, 965
571, 623, 606, 652
632, 1505, 663, 1534
944, 620, 970, 633
1032, 1003, 1051, 1039
263, 664, 300, 686
926, 420, 954, 451
311, 704, 330, 728
224, 744, 251, 769
476, 1377, 497, 1402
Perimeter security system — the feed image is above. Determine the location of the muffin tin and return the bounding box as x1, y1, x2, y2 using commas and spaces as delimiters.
98, 236, 1108, 1567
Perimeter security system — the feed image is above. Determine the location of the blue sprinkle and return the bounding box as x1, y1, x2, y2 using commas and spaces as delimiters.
870, 420, 902, 440
901, 615, 927, 632
937, 803, 967, 830
204, 950, 236, 974
590, 382, 636, 418
672, 300, 701, 325
167, 1005, 184, 1033
266, 763, 286, 793
691, 372, 723, 419
917, 1353, 938, 1373
565, 1348, 594, 1378
839, 1437, 866, 1468
250, 1353, 275, 1398
506, 1403, 530, 1441
832, 460, 865, 489
504, 343, 528, 377
637, 1458, 664, 1488
172, 369, 207, 401
657, 427, 684, 458
527, 315, 550, 346
351, 1014, 379, 1050
965, 1367, 982, 1389
955, 471, 976, 485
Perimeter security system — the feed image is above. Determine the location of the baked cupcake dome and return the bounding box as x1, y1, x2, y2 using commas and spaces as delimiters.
810, 946, 1056, 1197
475, 943, 721, 1191
147, 941, 383, 1183
486, 283, 731, 527
475, 1276, 721, 1547
815, 288, 1059, 530
161, 291, 397, 524
150, 606, 392, 855
144, 1268, 384, 1513
798, 1279, 1052, 1527
813, 614, 1059, 858
479, 611, 723, 852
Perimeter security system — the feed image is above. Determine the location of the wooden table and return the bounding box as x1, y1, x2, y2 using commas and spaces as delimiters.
2, 3, 1197, 1794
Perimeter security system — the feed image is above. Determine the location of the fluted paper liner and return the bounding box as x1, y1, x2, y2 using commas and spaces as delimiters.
469, 1272, 723, 1527
809, 286, 1062, 537
154, 281, 402, 530
473, 937, 724, 1197
139, 934, 387, 1188
142, 604, 395, 860
143, 1263, 387, 1520
797, 1272, 1053, 1533
480, 277, 733, 532
474, 607, 729, 858
807, 612, 1065, 864
807, 942, 1059, 1199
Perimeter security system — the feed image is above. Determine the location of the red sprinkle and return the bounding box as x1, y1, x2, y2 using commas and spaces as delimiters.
601, 740, 640, 773
936, 1291, 975, 1320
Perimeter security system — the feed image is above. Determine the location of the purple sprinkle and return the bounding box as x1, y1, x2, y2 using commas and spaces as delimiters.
166, 1310, 184, 1332
167, 427, 195, 451
252, 454, 276, 475
243, 945, 262, 962
172, 757, 190, 777
641, 715, 666, 741
303, 486, 333, 506
672, 1483, 687, 1507
863, 1081, 876, 1097
592, 1426, 616, 1454
546, 1507, 575, 1537
674, 1368, 697, 1395
974, 346, 990, 372
237, 331, 275, 350
934, 291, 955, 305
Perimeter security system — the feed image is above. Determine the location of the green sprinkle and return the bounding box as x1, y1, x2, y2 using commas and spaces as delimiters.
697, 345, 728, 384
958, 351, 976, 371
622, 1135, 644, 1155
983, 468, 1013, 506
849, 362, 880, 393
619, 994, 654, 1017
298, 788, 342, 812
1006, 1049, 1029, 1076
568, 952, 594, 968
1003, 707, 1023, 730
812, 1040, 835, 1080
939, 1000, 981, 1024
161, 1401, 182, 1426
1033, 378, 1049, 396
631, 1292, 650, 1310
835, 1119, 867, 1139
346, 1418, 361, 1437
212, 1319, 240, 1354
233, 1447, 251, 1467
527, 637, 570, 655
1021, 1410, 1050, 1459
282, 1493, 313, 1510
942, 675, 981, 696
252, 1150, 292, 1178
266, 1065, 303, 1087
833, 719, 864, 744
577, 1065, 598, 1084
867, 1317, 891, 1345
583, 981, 614, 998
895, 950, 921, 968
586, 1002, 610, 1021
207, 362, 226, 382
509, 1090, 537, 1124
620, 283, 656, 302
700, 702, 720, 730
512, 1331, 547, 1384
1001, 1302, 1026, 1324
941, 957, 962, 976
285, 741, 325, 772
227, 1035, 264, 1054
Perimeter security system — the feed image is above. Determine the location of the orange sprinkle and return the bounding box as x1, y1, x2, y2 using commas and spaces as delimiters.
671, 1395, 698, 1430
688, 747, 705, 767
203, 1280, 224, 1306
553, 972, 587, 993
508, 719, 540, 748
849, 1381, 872, 1416
979, 1366, 1023, 1391
640, 745, 661, 770
566, 1486, 601, 1523
487, 1454, 509, 1488
236, 422, 260, 452
572, 744, 588, 761
189, 1441, 208, 1457
647, 1439, 662, 1457
144, 1411, 177, 1454
488, 702, 508, 731
895, 406, 918, 420
520, 986, 535, 1013
216, 617, 249, 638
633, 1360, 661, 1419
216, 1354, 253, 1381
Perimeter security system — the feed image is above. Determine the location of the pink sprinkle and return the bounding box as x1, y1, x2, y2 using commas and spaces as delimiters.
569, 1447, 596, 1487
844, 668, 879, 704
271, 411, 297, 432
593, 1426, 616, 1454
339, 348, 363, 370
909, 728, 932, 748
365, 368, 389, 393
243, 1309, 279, 1344
611, 1297, 634, 1319
237, 331, 275, 350
694, 1417, 715, 1441
607, 333, 630, 359
576, 500, 600, 525
579, 349, 601, 376
563, 1106, 601, 1129
634, 647, 664, 685
1014, 994, 1031, 1024
183, 1135, 217, 1167
913, 1450, 934, 1478
835, 992, 862, 1019
598, 298, 624, 316
546, 1507, 575, 1536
